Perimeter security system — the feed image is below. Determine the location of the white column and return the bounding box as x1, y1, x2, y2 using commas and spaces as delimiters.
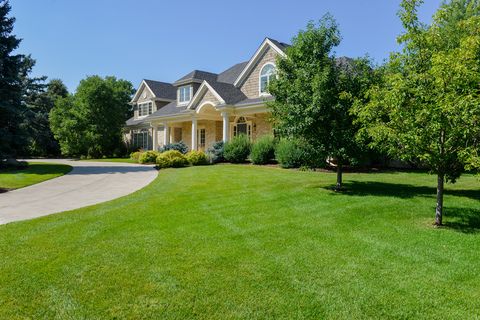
221, 111, 230, 142
163, 122, 170, 146
152, 126, 158, 151
191, 118, 197, 151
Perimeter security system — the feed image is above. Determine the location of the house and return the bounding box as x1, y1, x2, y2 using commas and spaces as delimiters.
124, 38, 289, 151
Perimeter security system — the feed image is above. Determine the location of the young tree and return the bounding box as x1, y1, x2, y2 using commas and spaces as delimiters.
354, 0, 480, 225
268, 15, 376, 189
50, 76, 134, 157
0, 0, 26, 161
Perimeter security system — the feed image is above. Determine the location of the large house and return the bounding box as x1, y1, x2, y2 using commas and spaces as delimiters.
124, 38, 288, 151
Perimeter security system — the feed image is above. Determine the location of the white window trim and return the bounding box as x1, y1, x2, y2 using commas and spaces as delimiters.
258, 62, 276, 97
178, 85, 193, 106
137, 101, 153, 117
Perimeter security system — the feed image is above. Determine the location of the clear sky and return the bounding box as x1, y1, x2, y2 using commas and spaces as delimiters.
10, 0, 443, 92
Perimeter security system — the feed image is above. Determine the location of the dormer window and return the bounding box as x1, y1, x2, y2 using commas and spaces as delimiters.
178, 86, 192, 105
259, 63, 276, 95
138, 102, 153, 117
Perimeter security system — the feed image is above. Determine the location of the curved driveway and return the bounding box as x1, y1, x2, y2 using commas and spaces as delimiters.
0, 159, 157, 225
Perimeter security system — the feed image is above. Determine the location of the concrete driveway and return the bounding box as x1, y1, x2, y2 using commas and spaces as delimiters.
0, 159, 158, 225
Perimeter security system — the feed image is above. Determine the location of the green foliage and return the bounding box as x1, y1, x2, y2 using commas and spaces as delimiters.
0, 1, 29, 160
50, 76, 134, 158
130, 151, 142, 163
353, 0, 480, 224
186, 150, 209, 166
224, 134, 252, 163
138, 151, 159, 164
160, 141, 189, 154
268, 16, 377, 186
206, 141, 225, 163
250, 135, 276, 165
156, 150, 188, 168
275, 138, 308, 169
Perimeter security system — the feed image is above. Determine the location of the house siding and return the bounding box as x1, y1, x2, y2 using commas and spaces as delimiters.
239, 46, 278, 99
253, 113, 272, 140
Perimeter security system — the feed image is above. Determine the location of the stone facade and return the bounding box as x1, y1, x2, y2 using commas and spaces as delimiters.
239, 46, 277, 99
252, 113, 272, 140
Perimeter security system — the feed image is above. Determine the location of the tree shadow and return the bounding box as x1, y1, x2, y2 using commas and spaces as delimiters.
443, 207, 480, 234
322, 181, 480, 201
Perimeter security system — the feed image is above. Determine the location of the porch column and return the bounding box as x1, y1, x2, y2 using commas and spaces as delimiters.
163, 122, 170, 146
221, 111, 230, 142
191, 118, 197, 151
152, 126, 158, 151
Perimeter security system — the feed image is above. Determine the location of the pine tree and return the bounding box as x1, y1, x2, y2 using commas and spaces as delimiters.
0, 0, 26, 162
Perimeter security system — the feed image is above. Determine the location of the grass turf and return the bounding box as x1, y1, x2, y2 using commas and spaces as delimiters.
0, 162, 72, 190
0, 165, 479, 319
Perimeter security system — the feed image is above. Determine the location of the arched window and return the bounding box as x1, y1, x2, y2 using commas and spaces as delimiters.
233, 116, 252, 138
259, 63, 276, 95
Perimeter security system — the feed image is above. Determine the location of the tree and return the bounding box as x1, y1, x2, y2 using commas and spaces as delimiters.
354, 0, 480, 225
50, 76, 134, 158
268, 15, 376, 189
0, 0, 26, 161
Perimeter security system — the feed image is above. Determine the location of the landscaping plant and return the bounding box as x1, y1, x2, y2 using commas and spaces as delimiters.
224, 134, 251, 163
250, 135, 276, 165
160, 141, 189, 154
186, 150, 209, 166
275, 138, 307, 169
206, 141, 225, 163
138, 151, 160, 164
156, 150, 188, 168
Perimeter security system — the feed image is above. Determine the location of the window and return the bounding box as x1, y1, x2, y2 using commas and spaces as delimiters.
132, 129, 149, 150
178, 86, 192, 104
198, 128, 206, 149
138, 102, 153, 117
259, 63, 276, 95
233, 117, 252, 139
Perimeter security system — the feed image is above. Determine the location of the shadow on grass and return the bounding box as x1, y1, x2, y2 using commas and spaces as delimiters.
322, 181, 480, 201
444, 207, 480, 234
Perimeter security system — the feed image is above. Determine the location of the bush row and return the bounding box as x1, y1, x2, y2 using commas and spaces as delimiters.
130, 136, 310, 169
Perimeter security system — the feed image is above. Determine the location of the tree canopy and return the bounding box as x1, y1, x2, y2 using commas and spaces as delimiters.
354, 0, 480, 225
50, 76, 134, 158
268, 15, 377, 189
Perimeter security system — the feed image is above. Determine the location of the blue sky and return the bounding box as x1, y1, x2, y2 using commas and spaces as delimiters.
10, 0, 443, 92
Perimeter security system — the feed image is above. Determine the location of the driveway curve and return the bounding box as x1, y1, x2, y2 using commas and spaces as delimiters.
0, 159, 157, 225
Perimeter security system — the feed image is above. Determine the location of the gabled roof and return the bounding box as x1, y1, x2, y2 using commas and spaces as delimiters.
131, 79, 176, 102
217, 61, 248, 84
233, 37, 288, 87
173, 70, 218, 86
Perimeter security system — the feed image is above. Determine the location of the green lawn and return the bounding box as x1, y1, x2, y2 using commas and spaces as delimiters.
0, 162, 72, 190
0, 165, 479, 319
81, 157, 136, 163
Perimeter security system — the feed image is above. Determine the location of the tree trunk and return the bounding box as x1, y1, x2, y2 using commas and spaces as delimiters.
336, 161, 343, 191
435, 173, 444, 226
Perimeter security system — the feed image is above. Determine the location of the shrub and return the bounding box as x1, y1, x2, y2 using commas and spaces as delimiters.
138, 150, 160, 164
206, 141, 225, 163
130, 151, 143, 163
250, 135, 276, 165
160, 141, 188, 154
275, 138, 307, 168
156, 150, 188, 168
186, 150, 209, 166
224, 134, 252, 163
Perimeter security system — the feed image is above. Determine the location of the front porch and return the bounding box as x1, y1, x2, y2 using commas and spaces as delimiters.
150, 103, 272, 151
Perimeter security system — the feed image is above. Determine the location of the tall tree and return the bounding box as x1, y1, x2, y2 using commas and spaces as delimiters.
354, 0, 480, 225
50, 76, 134, 158
0, 0, 26, 161
269, 16, 375, 189
23, 77, 68, 156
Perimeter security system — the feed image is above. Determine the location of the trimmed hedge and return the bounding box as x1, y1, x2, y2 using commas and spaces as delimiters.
224, 134, 252, 163
275, 138, 306, 168
186, 150, 209, 166
138, 151, 160, 164
156, 150, 188, 168
250, 135, 276, 165
130, 151, 142, 163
